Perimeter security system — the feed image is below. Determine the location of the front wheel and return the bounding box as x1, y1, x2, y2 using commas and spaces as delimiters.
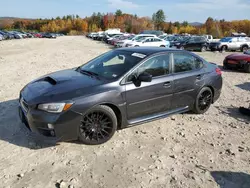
244, 63, 250, 73
160, 45, 165, 47
135, 45, 139, 47
193, 87, 213, 114
78, 105, 117, 145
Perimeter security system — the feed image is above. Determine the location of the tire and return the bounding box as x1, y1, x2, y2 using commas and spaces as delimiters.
193, 87, 213, 114
135, 45, 139, 47
201, 46, 207, 52
244, 63, 250, 73
78, 105, 117, 145
221, 46, 227, 52
241, 46, 248, 52
160, 45, 165, 47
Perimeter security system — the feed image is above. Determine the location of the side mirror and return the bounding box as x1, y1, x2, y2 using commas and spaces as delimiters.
138, 72, 152, 82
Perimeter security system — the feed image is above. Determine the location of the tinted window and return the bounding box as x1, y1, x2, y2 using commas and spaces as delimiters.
173, 53, 203, 73
127, 54, 170, 81
154, 38, 162, 42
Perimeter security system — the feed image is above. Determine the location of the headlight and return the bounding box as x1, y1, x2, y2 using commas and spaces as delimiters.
38, 103, 73, 113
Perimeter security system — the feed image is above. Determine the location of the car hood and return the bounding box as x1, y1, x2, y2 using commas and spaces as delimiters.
226, 53, 250, 60
21, 69, 106, 105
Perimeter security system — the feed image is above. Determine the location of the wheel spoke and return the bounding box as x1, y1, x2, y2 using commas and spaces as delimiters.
79, 111, 113, 143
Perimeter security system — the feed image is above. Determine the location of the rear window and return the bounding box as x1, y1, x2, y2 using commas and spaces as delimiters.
173, 53, 203, 73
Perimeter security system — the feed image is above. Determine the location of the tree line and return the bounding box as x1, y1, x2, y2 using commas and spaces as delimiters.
1, 9, 250, 37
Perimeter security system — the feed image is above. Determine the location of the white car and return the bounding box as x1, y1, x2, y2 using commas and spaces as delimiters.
116, 34, 157, 47
126, 37, 170, 48
0, 34, 3, 41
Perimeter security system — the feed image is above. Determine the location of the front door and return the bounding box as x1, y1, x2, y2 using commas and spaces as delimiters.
125, 54, 174, 120
171, 52, 205, 109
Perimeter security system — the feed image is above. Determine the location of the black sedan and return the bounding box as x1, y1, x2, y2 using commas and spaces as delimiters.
19, 48, 222, 145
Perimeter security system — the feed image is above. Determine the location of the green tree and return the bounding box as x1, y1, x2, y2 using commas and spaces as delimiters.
115, 9, 123, 17
173, 21, 180, 29
182, 21, 189, 27
152, 9, 166, 30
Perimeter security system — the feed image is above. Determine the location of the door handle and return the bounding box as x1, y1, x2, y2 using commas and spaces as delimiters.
163, 81, 171, 88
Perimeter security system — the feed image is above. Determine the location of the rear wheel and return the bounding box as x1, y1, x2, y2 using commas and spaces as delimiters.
160, 45, 165, 47
78, 105, 117, 145
244, 63, 250, 73
193, 87, 213, 114
201, 46, 207, 52
242, 46, 249, 52
221, 45, 227, 52
135, 45, 139, 47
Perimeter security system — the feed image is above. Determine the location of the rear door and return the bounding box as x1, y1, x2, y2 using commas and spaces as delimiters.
171, 52, 205, 109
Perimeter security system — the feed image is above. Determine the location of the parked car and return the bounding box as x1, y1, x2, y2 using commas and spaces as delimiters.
223, 51, 250, 73
103, 33, 123, 43
209, 37, 250, 52
8, 31, 22, 39
19, 48, 222, 145
42, 33, 57, 38
0, 34, 3, 41
173, 36, 209, 52
116, 34, 157, 48
0, 31, 15, 39
126, 37, 169, 48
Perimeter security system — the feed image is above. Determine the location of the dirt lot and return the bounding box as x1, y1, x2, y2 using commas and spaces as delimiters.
0, 36, 250, 188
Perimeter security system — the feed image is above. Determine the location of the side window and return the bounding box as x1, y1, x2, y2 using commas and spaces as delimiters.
173, 53, 203, 73
127, 54, 170, 82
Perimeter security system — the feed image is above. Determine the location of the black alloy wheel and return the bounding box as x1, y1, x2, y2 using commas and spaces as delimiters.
193, 87, 213, 114
79, 105, 117, 145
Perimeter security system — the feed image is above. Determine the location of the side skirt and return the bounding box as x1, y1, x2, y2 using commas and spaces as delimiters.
127, 106, 190, 126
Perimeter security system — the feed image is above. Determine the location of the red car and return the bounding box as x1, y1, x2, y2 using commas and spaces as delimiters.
223, 50, 250, 73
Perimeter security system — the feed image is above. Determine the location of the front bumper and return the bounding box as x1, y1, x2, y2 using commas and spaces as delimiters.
209, 45, 220, 51
18, 100, 81, 142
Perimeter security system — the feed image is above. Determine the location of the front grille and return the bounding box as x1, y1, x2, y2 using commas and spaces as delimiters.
20, 97, 29, 112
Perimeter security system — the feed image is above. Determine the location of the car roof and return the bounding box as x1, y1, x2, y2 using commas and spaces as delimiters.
114, 47, 182, 56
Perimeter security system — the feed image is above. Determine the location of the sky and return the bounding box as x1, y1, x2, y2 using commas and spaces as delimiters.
1, 0, 250, 22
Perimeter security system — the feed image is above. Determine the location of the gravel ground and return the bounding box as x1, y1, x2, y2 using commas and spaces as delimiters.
0, 36, 250, 188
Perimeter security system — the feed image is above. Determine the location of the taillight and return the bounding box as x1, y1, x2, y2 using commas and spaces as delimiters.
215, 68, 222, 75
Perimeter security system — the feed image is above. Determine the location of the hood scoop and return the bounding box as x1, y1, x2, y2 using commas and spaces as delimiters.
42, 76, 57, 85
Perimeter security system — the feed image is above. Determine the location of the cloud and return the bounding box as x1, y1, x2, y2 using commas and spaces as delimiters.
107, 0, 140, 9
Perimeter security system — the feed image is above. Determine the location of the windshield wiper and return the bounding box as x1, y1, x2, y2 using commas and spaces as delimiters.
78, 69, 100, 79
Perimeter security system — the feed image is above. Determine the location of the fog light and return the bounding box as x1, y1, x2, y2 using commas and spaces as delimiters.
48, 124, 54, 129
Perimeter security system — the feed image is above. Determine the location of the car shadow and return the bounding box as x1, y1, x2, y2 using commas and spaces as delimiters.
0, 99, 57, 150
235, 82, 250, 92
211, 171, 250, 188
215, 106, 250, 123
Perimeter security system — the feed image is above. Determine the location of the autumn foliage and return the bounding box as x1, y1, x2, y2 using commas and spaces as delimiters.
1, 12, 250, 37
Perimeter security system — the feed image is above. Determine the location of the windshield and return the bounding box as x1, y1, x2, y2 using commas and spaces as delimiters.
79, 50, 147, 80
220, 38, 231, 42
127, 35, 134, 40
